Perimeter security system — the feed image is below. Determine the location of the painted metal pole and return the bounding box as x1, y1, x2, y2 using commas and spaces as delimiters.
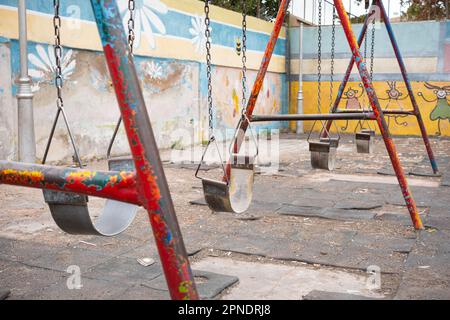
251, 112, 376, 122
17, 0, 36, 163
377, 0, 439, 174
321, 8, 372, 137
0, 161, 140, 205
226, 0, 291, 179
90, 0, 198, 299
333, 0, 423, 230
297, 22, 304, 133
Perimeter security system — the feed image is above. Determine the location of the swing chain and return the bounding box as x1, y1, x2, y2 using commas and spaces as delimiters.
53, 0, 63, 110
128, 0, 136, 55
317, 0, 322, 112
329, 6, 336, 107
370, 15, 376, 81
241, 0, 247, 115
205, 0, 213, 135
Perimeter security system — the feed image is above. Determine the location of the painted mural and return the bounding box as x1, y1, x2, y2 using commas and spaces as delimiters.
301, 81, 450, 137
0, 0, 287, 161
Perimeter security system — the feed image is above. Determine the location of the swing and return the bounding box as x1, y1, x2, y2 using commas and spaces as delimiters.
309, 2, 340, 170
42, 2, 138, 236
355, 6, 376, 154
196, 0, 256, 214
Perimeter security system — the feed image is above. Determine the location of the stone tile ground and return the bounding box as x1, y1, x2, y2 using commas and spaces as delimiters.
0, 134, 449, 299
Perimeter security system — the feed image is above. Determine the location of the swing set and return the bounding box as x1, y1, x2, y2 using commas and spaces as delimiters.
0, 0, 439, 300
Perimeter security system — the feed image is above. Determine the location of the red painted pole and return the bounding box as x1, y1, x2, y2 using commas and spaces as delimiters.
333, 0, 423, 230
91, 0, 198, 299
225, 0, 291, 179
0, 161, 140, 205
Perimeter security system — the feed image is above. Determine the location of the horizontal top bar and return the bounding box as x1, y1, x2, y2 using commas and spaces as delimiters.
250, 113, 376, 122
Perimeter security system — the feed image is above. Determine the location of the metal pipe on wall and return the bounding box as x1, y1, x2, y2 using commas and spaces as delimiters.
17, 0, 36, 163
296, 22, 304, 133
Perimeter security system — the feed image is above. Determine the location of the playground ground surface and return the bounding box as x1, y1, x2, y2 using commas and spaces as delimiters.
1, 133, 449, 300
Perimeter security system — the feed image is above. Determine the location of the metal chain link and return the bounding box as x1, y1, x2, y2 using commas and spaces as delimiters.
128, 0, 136, 55
53, 0, 63, 111
370, 15, 376, 82
241, 0, 247, 116
205, 0, 213, 135
329, 6, 336, 108
317, 0, 322, 112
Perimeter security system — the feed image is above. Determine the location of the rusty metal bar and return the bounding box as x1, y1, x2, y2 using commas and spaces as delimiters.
251, 112, 376, 122
376, 0, 439, 174
225, 0, 291, 179
0, 161, 140, 205
90, 0, 198, 299
334, 0, 423, 230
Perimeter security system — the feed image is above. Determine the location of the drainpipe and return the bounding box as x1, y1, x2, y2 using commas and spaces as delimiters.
296, 22, 304, 134
16, 0, 36, 163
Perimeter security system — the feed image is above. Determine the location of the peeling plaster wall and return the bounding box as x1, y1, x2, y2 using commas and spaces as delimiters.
0, 0, 287, 163
0, 41, 16, 160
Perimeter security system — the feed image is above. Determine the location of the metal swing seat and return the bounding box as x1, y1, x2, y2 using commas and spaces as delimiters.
309, 136, 339, 171
355, 129, 375, 153
196, 131, 256, 214
41, 98, 138, 237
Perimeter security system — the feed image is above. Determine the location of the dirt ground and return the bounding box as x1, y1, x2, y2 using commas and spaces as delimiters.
0, 133, 449, 300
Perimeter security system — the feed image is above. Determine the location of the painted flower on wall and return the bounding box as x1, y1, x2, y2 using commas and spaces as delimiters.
28, 44, 76, 91
143, 60, 163, 80
118, 0, 168, 50
189, 15, 210, 54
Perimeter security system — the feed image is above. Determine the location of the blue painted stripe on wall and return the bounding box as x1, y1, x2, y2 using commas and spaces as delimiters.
0, 0, 285, 55
289, 21, 441, 58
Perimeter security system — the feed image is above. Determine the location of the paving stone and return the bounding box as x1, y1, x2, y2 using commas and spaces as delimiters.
441, 171, 450, 187
303, 290, 382, 300
84, 256, 163, 285
30, 247, 115, 273
0, 259, 65, 299
334, 199, 383, 210
25, 277, 129, 300
0, 289, 10, 300
424, 207, 450, 230
0, 237, 62, 264
278, 205, 376, 221
146, 270, 238, 300
114, 284, 170, 300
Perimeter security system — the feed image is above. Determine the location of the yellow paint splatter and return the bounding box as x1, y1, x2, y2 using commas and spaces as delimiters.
232, 88, 239, 116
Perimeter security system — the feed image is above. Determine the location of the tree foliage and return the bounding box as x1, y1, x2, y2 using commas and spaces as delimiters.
205, 0, 281, 20
402, 0, 449, 21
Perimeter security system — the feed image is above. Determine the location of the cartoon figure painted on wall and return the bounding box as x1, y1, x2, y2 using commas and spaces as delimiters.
379, 81, 409, 128
339, 84, 364, 131
418, 82, 450, 136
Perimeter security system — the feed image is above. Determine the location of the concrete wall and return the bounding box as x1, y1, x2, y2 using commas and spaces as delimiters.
289, 20, 450, 137
0, 0, 287, 162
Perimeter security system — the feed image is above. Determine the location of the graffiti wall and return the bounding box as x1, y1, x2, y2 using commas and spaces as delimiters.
0, 0, 287, 162
289, 20, 450, 137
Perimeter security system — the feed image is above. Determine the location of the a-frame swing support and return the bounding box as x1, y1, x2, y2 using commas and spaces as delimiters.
229, 0, 424, 230
321, 0, 439, 175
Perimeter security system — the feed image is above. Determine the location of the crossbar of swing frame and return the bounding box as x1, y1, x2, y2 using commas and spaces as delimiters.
322, 0, 438, 174
250, 112, 376, 122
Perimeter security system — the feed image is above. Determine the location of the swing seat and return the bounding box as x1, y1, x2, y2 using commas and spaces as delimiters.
202, 154, 254, 213
43, 158, 139, 236
355, 129, 375, 154
309, 139, 338, 171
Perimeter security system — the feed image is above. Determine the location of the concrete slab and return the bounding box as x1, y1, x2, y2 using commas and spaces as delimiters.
278, 205, 376, 221
147, 270, 238, 300
303, 290, 383, 300
83, 256, 162, 285
192, 257, 384, 300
